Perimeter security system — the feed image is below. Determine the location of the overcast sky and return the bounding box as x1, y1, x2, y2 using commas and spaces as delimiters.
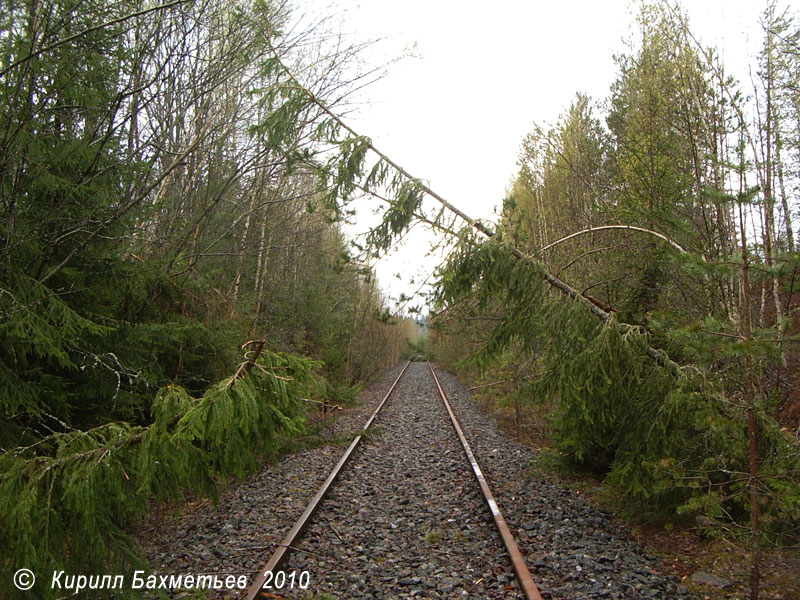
293, 0, 769, 312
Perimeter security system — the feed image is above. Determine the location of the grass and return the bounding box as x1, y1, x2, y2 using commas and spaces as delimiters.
423, 529, 442, 544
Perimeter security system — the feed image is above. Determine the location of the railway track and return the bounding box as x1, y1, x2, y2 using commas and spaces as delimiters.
139, 360, 692, 599
243, 360, 542, 600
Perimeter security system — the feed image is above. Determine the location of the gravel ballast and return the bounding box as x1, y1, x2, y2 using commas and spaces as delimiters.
138, 361, 693, 599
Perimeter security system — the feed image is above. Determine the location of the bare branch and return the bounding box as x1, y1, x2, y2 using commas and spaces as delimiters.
537, 224, 694, 257
0, 0, 192, 78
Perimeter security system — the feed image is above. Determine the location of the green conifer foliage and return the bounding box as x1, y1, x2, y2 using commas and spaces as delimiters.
0, 0, 422, 592
0, 349, 317, 599
426, 12, 800, 562
434, 233, 800, 532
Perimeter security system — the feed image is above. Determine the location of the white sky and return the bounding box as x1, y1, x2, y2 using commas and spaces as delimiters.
293, 0, 770, 312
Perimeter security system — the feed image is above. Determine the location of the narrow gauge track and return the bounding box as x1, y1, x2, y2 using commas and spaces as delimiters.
243, 361, 542, 600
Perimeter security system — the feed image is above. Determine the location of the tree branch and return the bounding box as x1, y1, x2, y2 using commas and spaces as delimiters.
265, 45, 678, 369
538, 224, 692, 256
0, 0, 192, 78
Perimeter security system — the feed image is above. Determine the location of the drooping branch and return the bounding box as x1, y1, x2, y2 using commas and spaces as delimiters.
264, 46, 676, 368
537, 224, 692, 256
268, 49, 608, 309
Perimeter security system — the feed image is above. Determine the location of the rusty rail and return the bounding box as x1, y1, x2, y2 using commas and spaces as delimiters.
242, 360, 411, 600
244, 360, 542, 600
427, 362, 543, 600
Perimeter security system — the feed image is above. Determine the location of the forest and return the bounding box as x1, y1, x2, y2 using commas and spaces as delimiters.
0, 0, 419, 593
1, 0, 799, 598
429, 2, 800, 597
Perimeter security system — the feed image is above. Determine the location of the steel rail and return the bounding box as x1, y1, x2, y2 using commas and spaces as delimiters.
242, 359, 412, 600
427, 362, 543, 600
